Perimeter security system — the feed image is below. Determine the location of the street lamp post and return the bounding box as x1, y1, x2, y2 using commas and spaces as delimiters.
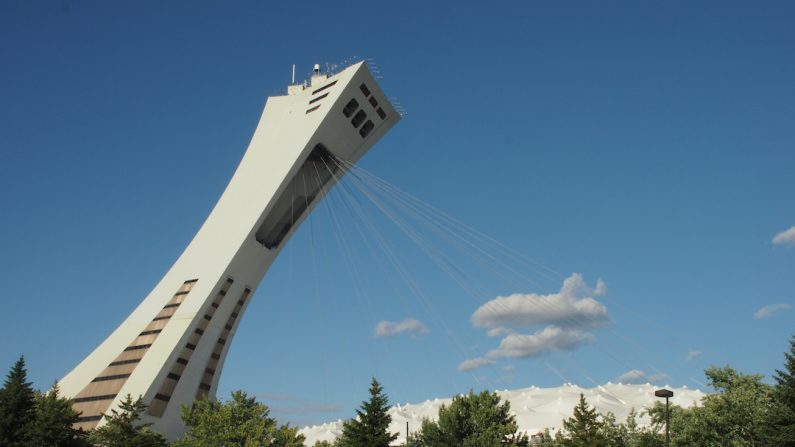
655, 389, 674, 447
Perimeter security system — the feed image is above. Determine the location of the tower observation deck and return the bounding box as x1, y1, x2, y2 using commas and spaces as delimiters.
58, 61, 401, 439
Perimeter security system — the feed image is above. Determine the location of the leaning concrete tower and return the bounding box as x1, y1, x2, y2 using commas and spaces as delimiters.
59, 61, 400, 439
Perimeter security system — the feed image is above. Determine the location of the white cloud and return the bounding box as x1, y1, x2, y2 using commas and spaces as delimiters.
773, 226, 795, 247
374, 318, 428, 337
487, 327, 513, 337
617, 369, 647, 384
465, 274, 609, 365
471, 273, 609, 330
616, 369, 669, 385
594, 279, 608, 296
686, 350, 702, 361
754, 303, 791, 320
458, 357, 495, 371
486, 326, 594, 359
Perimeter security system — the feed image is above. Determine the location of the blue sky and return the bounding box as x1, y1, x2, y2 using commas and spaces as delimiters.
1, 0, 794, 427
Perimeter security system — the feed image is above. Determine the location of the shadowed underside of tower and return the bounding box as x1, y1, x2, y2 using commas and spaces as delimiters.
58, 61, 401, 440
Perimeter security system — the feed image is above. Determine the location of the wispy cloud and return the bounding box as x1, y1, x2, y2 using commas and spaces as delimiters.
471, 273, 609, 330
374, 318, 428, 337
616, 369, 669, 385
754, 303, 791, 320
458, 357, 495, 371
686, 350, 702, 361
487, 326, 594, 359
487, 327, 513, 338
773, 226, 795, 247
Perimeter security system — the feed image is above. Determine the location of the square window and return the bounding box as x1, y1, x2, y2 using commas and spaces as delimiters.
351, 109, 367, 128
343, 98, 359, 117
359, 120, 375, 138
360, 83, 371, 96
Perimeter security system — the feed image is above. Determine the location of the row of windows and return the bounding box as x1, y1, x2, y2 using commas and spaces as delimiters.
343, 99, 376, 138
69, 279, 198, 429
73, 394, 117, 403
108, 358, 140, 367
123, 344, 152, 352
312, 80, 337, 95
360, 83, 388, 119
148, 278, 234, 417
91, 373, 131, 383
341, 83, 388, 139
195, 288, 251, 400
306, 80, 338, 114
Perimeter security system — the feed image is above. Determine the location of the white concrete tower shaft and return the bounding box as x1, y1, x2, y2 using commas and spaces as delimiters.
59, 62, 400, 439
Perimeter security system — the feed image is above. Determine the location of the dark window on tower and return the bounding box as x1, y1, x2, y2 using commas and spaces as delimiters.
368, 96, 378, 107
377, 107, 387, 119
309, 93, 328, 105
359, 120, 375, 138
343, 98, 359, 117
311, 80, 337, 95
360, 83, 371, 96
351, 110, 367, 128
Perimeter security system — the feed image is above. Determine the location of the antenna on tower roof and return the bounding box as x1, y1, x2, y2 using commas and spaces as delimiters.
291, 64, 296, 84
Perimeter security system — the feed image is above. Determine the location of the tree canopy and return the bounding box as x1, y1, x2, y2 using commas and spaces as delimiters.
766, 335, 795, 446
173, 390, 304, 447
30, 383, 90, 447
337, 378, 397, 447
416, 389, 527, 447
556, 393, 610, 447
88, 394, 168, 447
0, 356, 36, 446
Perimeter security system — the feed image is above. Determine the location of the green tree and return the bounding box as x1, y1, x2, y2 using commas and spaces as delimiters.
417, 390, 527, 447
556, 394, 608, 447
30, 382, 90, 447
89, 394, 168, 447
765, 335, 795, 446
537, 428, 559, 446
312, 441, 335, 447
173, 390, 304, 447
337, 378, 397, 447
0, 356, 36, 446
645, 366, 772, 447
620, 408, 663, 447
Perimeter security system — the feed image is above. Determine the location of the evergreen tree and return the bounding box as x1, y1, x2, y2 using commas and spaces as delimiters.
417, 390, 527, 447
557, 394, 607, 447
0, 356, 36, 446
173, 390, 305, 447
337, 377, 397, 447
88, 394, 167, 447
766, 335, 795, 446
30, 382, 90, 447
